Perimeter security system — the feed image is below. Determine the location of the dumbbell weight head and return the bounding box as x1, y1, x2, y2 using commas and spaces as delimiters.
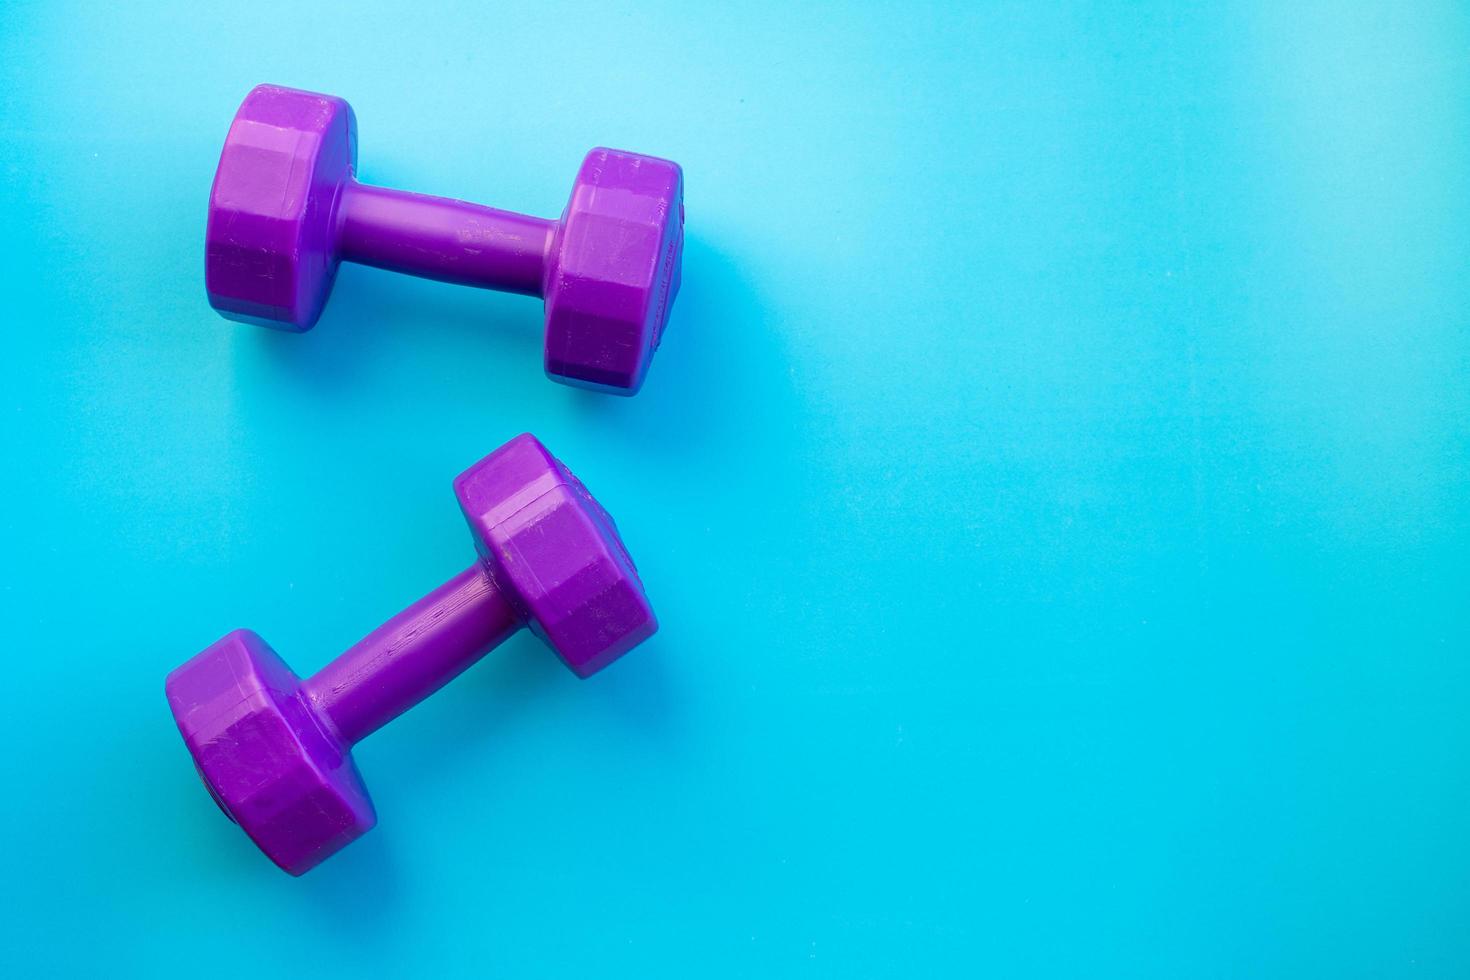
205, 86, 356, 329
541, 148, 684, 392
165, 435, 656, 874
205, 84, 684, 393
454, 434, 658, 676
168, 629, 376, 874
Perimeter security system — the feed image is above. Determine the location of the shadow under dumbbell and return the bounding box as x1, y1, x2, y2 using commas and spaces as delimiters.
240, 233, 768, 444
360, 622, 683, 854
379, 630, 559, 774
562, 234, 782, 459
246, 263, 542, 396
141, 702, 406, 932
287, 826, 404, 937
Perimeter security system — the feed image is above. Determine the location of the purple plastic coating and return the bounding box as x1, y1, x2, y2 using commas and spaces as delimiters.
205, 84, 685, 394
337, 184, 552, 296
165, 434, 657, 875
302, 564, 520, 745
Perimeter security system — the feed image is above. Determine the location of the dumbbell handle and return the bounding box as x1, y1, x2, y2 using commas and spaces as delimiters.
337, 181, 554, 297
301, 562, 522, 746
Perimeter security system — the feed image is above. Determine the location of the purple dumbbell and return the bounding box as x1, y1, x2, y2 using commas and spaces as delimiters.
165, 434, 657, 875
206, 84, 685, 394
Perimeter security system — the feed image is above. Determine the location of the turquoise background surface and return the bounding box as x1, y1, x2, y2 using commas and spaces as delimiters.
2, 2, 1468, 976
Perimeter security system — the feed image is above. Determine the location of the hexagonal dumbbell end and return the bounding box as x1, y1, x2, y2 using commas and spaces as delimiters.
543, 149, 684, 393
165, 434, 656, 874
166, 630, 375, 875
456, 433, 658, 675
205, 84, 684, 394
205, 85, 356, 330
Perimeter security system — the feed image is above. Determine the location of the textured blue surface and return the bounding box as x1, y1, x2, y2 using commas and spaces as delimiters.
2, 2, 1468, 976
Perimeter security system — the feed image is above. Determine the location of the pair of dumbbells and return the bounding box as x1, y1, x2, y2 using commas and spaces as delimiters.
167, 85, 682, 874
166, 434, 656, 875
207, 84, 684, 394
